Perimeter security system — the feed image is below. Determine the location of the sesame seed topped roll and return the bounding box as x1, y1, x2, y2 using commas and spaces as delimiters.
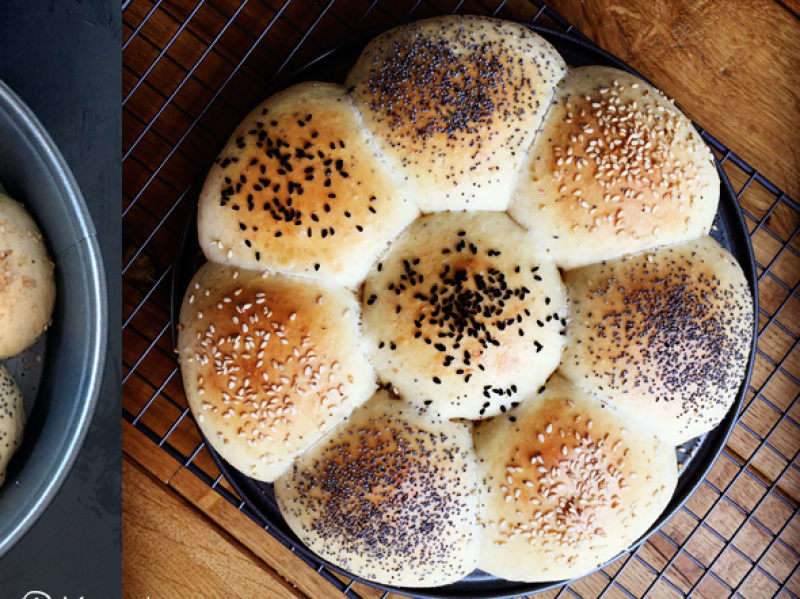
0, 191, 56, 359
275, 389, 479, 587
362, 211, 567, 420
346, 15, 566, 213
178, 263, 377, 482
198, 82, 419, 287
560, 237, 754, 445
474, 375, 676, 582
508, 66, 719, 269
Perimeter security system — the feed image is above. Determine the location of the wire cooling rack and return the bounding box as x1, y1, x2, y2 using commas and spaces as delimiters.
122, 1, 800, 597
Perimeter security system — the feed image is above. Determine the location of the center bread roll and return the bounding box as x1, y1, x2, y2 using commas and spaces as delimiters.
275, 390, 479, 587
177, 263, 377, 482
474, 375, 677, 582
346, 15, 566, 212
362, 211, 567, 420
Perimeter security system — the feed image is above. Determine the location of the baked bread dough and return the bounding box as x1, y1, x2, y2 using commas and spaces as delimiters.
474, 375, 676, 582
346, 15, 566, 212
181, 16, 753, 589
198, 82, 418, 287
276, 390, 479, 587
0, 365, 25, 488
559, 237, 753, 445
508, 66, 719, 269
178, 262, 377, 481
0, 191, 56, 359
362, 211, 567, 420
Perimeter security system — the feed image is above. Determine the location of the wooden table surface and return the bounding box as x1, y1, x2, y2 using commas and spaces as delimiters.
122, 1, 800, 597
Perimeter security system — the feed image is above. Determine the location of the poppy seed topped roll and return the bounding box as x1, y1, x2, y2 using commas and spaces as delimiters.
0, 365, 25, 488
508, 66, 719, 269
474, 375, 676, 582
275, 390, 479, 587
198, 82, 419, 287
363, 211, 567, 420
559, 237, 754, 445
178, 263, 377, 481
346, 15, 566, 213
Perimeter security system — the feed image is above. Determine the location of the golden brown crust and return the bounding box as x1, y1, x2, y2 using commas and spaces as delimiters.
346, 15, 566, 212
474, 375, 676, 582
0, 192, 56, 359
275, 390, 479, 587
177, 19, 754, 587
363, 212, 567, 420
178, 262, 377, 481
509, 66, 719, 269
559, 237, 753, 445
198, 82, 418, 287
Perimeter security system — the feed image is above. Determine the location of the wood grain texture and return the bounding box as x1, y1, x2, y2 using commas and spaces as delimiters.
123, 419, 182, 484
167, 466, 348, 599
122, 455, 307, 599
528, 0, 800, 201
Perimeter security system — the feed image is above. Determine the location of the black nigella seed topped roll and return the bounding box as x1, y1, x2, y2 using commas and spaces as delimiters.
363, 211, 568, 420
198, 81, 419, 287
0, 366, 25, 488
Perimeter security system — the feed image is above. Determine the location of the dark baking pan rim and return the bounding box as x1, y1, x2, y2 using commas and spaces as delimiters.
171, 24, 758, 599
0, 80, 108, 559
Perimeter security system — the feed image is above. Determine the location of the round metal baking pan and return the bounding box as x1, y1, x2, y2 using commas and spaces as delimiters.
0, 80, 107, 558
171, 25, 758, 598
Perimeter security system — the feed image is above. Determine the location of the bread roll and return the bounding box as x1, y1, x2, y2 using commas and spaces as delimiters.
275, 390, 479, 587
346, 15, 566, 213
474, 375, 676, 582
508, 66, 719, 269
178, 262, 377, 481
559, 237, 753, 445
363, 211, 567, 420
0, 365, 25, 488
0, 192, 56, 359
198, 82, 419, 287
